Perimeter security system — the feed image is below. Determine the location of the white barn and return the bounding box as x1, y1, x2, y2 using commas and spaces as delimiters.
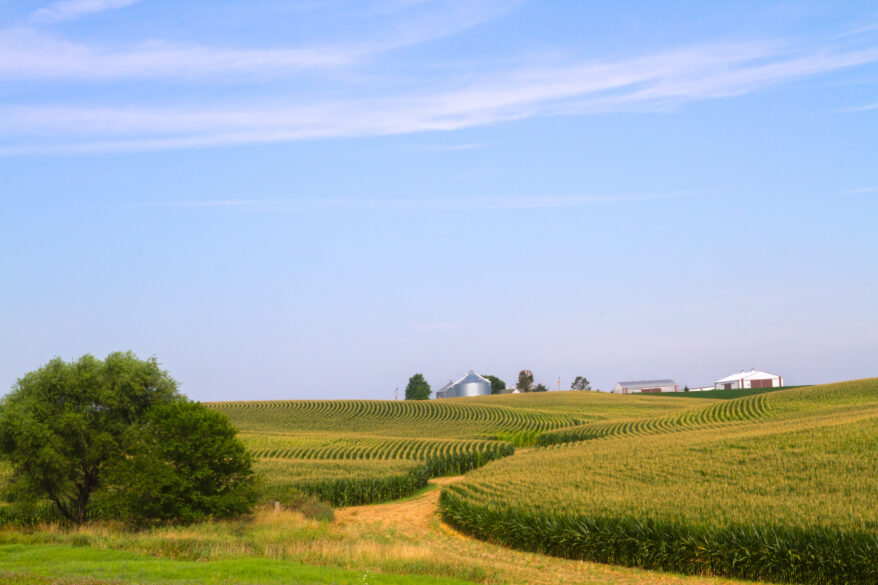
714, 369, 783, 390
613, 379, 678, 394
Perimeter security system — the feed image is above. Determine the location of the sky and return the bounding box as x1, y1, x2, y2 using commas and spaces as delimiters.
1, 0, 877, 400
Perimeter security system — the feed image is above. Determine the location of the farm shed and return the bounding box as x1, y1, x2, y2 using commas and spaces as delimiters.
714, 369, 783, 390
613, 379, 678, 394
436, 370, 492, 398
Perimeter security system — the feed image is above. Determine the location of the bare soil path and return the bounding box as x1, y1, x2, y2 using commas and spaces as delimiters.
334, 476, 753, 585
336, 477, 461, 533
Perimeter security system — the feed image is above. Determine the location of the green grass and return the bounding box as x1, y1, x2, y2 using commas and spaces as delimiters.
440, 379, 878, 585
0, 544, 477, 585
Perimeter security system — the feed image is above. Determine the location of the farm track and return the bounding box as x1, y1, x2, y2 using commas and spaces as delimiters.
334, 476, 754, 585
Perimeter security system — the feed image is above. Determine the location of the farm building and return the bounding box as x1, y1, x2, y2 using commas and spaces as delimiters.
435, 370, 492, 398
435, 380, 455, 399
715, 369, 783, 390
613, 379, 678, 394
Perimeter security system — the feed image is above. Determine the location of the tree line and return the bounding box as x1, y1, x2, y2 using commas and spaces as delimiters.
405, 371, 592, 399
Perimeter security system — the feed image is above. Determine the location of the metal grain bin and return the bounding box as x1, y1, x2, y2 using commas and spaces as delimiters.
453, 370, 492, 397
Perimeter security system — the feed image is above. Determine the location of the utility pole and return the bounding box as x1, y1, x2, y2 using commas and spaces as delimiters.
395, 387, 399, 400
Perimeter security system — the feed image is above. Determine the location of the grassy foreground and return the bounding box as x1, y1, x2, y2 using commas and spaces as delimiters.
0, 493, 756, 585
0, 544, 474, 585
440, 379, 878, 584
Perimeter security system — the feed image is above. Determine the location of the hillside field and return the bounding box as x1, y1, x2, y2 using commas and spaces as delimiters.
441, 380, 878, 584
1, 380, 876, 585
206, 392, 703, 506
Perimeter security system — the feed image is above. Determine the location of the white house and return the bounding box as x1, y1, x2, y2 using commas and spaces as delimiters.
714, 369, 783, 390
613, 379, 678, 394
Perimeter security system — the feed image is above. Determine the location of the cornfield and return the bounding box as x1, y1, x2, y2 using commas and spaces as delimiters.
252, 439, 514, 506
440, 379, 878, 584
204, 400, 533, 507
208, 398, 584, 437
204, 392, 703, 508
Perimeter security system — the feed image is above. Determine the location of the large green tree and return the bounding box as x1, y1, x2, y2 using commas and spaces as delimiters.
482, 375, 506, 394
104, 400, 255, 524
0, 352, 254, 524
404, 373, 431, 400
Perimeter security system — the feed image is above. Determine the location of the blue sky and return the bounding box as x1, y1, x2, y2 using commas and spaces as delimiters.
1, 0, 876, 399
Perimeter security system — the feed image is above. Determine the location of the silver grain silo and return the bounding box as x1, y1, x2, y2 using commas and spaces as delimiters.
453, 370, 492, 397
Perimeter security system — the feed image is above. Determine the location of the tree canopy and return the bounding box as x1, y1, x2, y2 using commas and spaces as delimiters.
571, 376, 591, 391
105, 400, 255, 524
482, 375, 506, 394
516, 370, 534, 392
404, 373, 431, 400
0, 352, 254, 525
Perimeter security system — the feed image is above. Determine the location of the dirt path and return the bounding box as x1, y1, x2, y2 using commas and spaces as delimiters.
332, 476, 752, 585
335, 476, 461, 536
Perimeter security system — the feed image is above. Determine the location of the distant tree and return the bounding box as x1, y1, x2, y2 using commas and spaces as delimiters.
404, 373, 431, 400
571, 376, 591, 391
0, 352, 255, 525
482, 375, 506, 394
532, 383, 549, 393
516, 370, 534, 392
684, 386, 690, 392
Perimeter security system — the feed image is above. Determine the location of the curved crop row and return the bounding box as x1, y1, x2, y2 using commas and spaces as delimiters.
208, 399, 581, 437
296, 465, 430, 507
253, 437, 514, 506
254, 440, 514, 507
249, 437, 508, 462
439, 381, 878, 585
537, 393, 770, 446
440, 488, 876, 585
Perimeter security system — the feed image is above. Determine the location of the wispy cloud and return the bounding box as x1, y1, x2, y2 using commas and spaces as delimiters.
3, 39, 878, 155
31, 0, 141, 24
844, 102, 878, 112
4, 2, 516, 80
135, 192, 690, 212
841, 186, 878, 195
2, 9, 878, 155
0, 29, 357, 79
421, 143, 486, 151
